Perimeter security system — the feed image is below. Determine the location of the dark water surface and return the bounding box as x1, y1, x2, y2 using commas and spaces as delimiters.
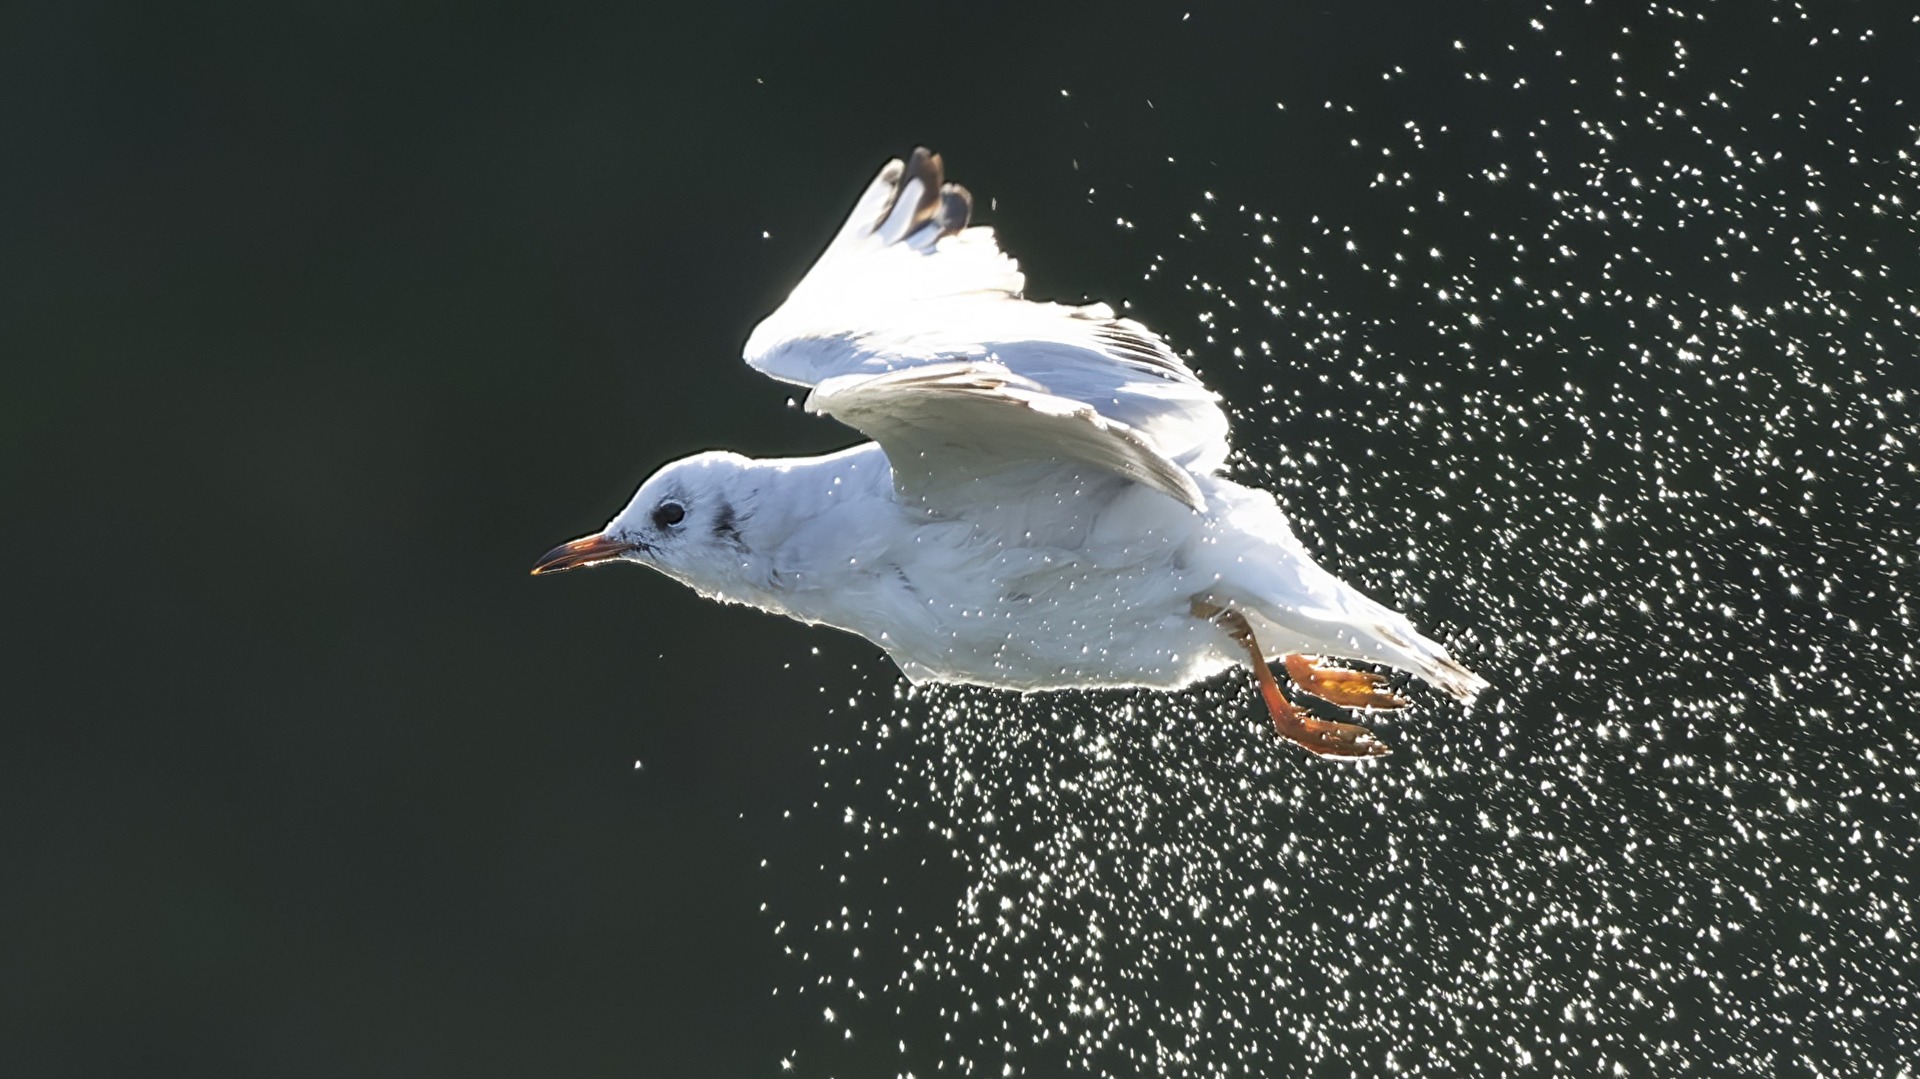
5, 2, 1915, 1075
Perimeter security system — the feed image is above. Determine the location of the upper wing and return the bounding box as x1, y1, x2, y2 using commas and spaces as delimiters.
809, 360, 1204, 512
742, 148, 1230, 513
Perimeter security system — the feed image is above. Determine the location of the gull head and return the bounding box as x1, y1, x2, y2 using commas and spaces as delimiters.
531, 451, 755, 587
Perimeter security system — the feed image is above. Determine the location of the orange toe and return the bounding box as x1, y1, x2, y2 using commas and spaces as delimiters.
1192, 599, 1393, 760
1283, 655, 1407, 710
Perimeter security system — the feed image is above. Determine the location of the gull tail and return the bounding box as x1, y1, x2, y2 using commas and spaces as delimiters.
1347, 612, 1489, 704
1235, 589, 1488, 705
1206, 484, 1489, 704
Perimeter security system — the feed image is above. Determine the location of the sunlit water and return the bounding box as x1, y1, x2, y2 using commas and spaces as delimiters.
769, 7, 1916, 1075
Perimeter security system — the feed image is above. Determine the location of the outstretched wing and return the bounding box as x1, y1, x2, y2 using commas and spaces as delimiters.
742, 148, 1229, 513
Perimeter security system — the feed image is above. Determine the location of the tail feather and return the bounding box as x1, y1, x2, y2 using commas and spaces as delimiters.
1384, 626, 1488, 703
1261, 605, 1486, 704
1204, 481, 1487, 704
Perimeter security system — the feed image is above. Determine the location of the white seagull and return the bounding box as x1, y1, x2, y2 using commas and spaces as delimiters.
535, 149, 1485, 757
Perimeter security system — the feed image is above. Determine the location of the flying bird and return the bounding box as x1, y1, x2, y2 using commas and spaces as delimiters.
534, 149, 1485, 757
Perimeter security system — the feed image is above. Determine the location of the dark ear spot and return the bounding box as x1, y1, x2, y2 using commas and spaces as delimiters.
712, 500, 744, 548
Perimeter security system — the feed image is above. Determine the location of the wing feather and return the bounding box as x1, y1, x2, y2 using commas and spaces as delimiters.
743, 149, 1232, 513
807, 362, 1205, 512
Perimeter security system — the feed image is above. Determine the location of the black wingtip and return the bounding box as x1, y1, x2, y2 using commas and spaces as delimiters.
936, 184, 973, 236
901, 148, 946, 232
906, 147, 944, 189
907, 147, 974, 236
870, 148, 972, 242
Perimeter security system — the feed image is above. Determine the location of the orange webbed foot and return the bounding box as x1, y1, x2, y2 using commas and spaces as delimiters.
1193, 599, 1392, 760
1258, 662, 1392, 759
1283, 655, 1407, 710
1275, 711, 1394, 759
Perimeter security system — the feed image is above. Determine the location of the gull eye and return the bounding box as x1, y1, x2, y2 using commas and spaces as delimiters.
652, 500, 686, 530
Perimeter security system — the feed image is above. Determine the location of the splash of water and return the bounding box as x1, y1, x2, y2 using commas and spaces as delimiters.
772, 5, 1917, 1074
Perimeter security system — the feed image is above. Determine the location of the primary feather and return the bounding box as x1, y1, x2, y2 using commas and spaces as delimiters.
744, 148, 1230, 508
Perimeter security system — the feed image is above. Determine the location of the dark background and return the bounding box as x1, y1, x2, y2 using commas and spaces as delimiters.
5, 2, 1916, 1076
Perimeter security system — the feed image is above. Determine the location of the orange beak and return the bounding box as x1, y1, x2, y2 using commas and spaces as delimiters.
530, 533, 638, 576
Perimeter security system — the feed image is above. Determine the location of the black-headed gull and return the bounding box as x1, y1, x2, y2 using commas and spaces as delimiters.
534, 149, 1485, 758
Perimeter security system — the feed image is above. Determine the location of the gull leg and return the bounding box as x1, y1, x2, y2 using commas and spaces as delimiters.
1193, 600, 1391, 759
1283, 655, 1407, 710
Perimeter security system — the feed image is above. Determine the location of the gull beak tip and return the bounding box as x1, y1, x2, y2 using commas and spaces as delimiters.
531, 533, 635, 576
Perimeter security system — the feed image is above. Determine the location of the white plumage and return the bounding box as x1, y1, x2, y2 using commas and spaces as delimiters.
536, 149, 1485, 758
